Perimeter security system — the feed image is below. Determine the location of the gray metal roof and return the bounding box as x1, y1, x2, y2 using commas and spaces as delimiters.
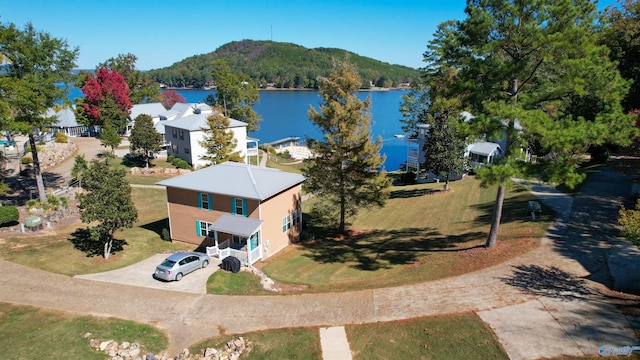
163, 105, 247, 132
207, 214, 263, 237
469, 142, 502, 156
47, 108, 79, 128
157, 162, 306, 201
130, 103, 167, 120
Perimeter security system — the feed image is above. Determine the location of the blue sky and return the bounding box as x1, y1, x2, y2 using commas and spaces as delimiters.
0, 0, 620, 70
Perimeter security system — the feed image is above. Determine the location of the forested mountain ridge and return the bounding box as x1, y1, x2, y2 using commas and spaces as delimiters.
147, 40, 421, 89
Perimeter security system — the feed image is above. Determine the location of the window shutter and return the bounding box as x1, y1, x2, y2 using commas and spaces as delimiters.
208, 194, 213, 210
197, 193, 202, 209
242, 199, 247, 217
196, 220, 201, 236
231, 197, 236, 215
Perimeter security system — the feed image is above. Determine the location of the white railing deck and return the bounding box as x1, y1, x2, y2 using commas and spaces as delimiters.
206, 239, 261, 267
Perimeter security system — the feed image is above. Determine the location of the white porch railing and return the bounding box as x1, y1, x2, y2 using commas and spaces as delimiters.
206, 239, 261, 267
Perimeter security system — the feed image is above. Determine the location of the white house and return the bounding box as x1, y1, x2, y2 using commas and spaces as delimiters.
163, 103, 251, 169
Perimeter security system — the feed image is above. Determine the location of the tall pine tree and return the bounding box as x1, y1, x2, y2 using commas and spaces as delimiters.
304, 56, 390, 234
425, 0, 635, 247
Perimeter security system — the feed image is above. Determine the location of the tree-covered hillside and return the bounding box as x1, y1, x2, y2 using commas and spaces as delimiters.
147, 40, 420, 89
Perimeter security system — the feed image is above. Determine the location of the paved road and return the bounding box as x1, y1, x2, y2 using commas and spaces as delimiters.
1, 137, 638, 357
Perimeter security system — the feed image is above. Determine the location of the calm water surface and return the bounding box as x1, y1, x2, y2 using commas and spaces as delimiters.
177, 89, 410, 171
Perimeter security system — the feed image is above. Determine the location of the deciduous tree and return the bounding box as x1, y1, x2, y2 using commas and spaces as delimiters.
129, 114, 162, 168
198, 107, 243, 166
98, 53, 160, 104
79, 68, 132, 133
159, 89, 186, 109
304, 56, 391, 234
206, 59, 261, 132
77, 160, 137, 259
425, 0, 635, 248
0, 22, 78, 202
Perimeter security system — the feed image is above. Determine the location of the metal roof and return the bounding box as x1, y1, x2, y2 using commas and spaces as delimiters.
47, 108, 79, 128
468, 142, 502, 156
130, 103, 167, 120
157, 162, 306, 201
207, 214, 263, 237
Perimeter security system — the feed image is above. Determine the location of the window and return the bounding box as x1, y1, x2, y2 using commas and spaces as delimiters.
199, 221, 214, 237
292, 209, 300, 227
235, 198, 244, 215
172, 144, 179, 153
172, 128, 177, 139
233, 235, 247, 246
184, 147, 190, 154
179, 130, 184, 140
200, 193, 209, 210
282, 214, 291, 233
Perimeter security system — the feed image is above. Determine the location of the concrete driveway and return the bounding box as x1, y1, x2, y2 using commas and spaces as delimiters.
74, 254, 221, 294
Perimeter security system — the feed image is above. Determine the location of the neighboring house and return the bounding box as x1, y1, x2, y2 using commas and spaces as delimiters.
127, 102, 167, 136
467, 142, 503, 169
157, 162, 306, 266
46, 107, 89, 137
164, 103, 250, 169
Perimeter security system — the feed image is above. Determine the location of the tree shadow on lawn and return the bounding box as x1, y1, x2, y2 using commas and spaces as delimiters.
500, 264, 595, 300
470, 191, 555, 226
140, 218, 169, 237
68, 227, 128, 257
300, 227, 486, 271
389, 188, 441, 199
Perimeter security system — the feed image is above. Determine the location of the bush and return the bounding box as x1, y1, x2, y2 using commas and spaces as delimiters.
161, 228, 171, 241
400, 171, 417, 185
0, 206, 19, 225
174, 158, 189, 169
619, 198, 640, 246
54, 132, 68, 143
21, 155, 33, 165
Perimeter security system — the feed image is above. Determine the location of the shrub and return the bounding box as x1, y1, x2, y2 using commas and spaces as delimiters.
174, 158, 190, 169
400, 171, 417, 185
161, 228, 171, 241
0, 206, 19, 225
619, 198, 640, 246
54, 132, 68, 143
21, 155, 33, 165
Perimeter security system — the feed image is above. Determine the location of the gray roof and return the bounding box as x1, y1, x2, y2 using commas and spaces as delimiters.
130, 103, 167, 120
165, 111, 247, 132
208, 214, 263, 237
469, 142, 502, 156
47, 108, 79, 128
157, 162, 306, 201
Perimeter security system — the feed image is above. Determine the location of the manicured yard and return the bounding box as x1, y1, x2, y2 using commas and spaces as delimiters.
207, 270, 273, 295
0, 187, 188, 275
0, 303, 167, 359
259, 176, 552, 293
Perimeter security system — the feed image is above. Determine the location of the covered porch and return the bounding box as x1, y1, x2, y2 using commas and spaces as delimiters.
205, 214, 263, 267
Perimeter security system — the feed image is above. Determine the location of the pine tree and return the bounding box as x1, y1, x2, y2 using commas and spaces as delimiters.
198, 107, 243, 166
304, 55, 391, 234
425, 0, 636, 248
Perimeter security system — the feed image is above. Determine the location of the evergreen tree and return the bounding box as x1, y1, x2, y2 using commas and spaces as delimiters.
304, 56, 391, 234
129, 114, 162, 168
423, 115, 468, 192
71, 154, 88, 188
77, 160, 137, 259
98, 122, 121, 157
425, 0, 635, 248
198, 107, 243, 166
0, 22, 78, 202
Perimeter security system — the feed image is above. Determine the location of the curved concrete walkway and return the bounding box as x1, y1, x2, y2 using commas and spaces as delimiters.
1, 139, 638, 357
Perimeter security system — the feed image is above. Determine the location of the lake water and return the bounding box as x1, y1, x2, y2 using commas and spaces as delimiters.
176, 89, 410, 171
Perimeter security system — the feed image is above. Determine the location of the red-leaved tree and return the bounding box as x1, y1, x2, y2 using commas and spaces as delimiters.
81, 68, 132, 132
160, 89, 186, 110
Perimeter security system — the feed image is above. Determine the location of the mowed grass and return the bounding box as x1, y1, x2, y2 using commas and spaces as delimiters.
206, 270, 273, 295
347, 313, 508, 359
0, 303, 167, 359
260, 176, 552, 292
0, 187, 187, 275
188, 312, 507, 359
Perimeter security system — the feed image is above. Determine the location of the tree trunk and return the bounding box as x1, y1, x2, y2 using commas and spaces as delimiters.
104, 238, 112, 259
29, 134, 47, 202
444, 173, 450, 192
485, 183, 506, 248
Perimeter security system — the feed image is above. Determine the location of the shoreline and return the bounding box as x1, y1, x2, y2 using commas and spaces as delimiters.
163, 86, 411, 92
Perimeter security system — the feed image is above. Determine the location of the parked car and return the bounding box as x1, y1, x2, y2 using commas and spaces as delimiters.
154, 252, 210, 281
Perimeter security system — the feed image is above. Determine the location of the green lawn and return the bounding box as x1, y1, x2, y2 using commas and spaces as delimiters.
0, 187, 188, 275
207, 270, 274, 295
0, 303, 167, 360
260, 176, 552, 293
